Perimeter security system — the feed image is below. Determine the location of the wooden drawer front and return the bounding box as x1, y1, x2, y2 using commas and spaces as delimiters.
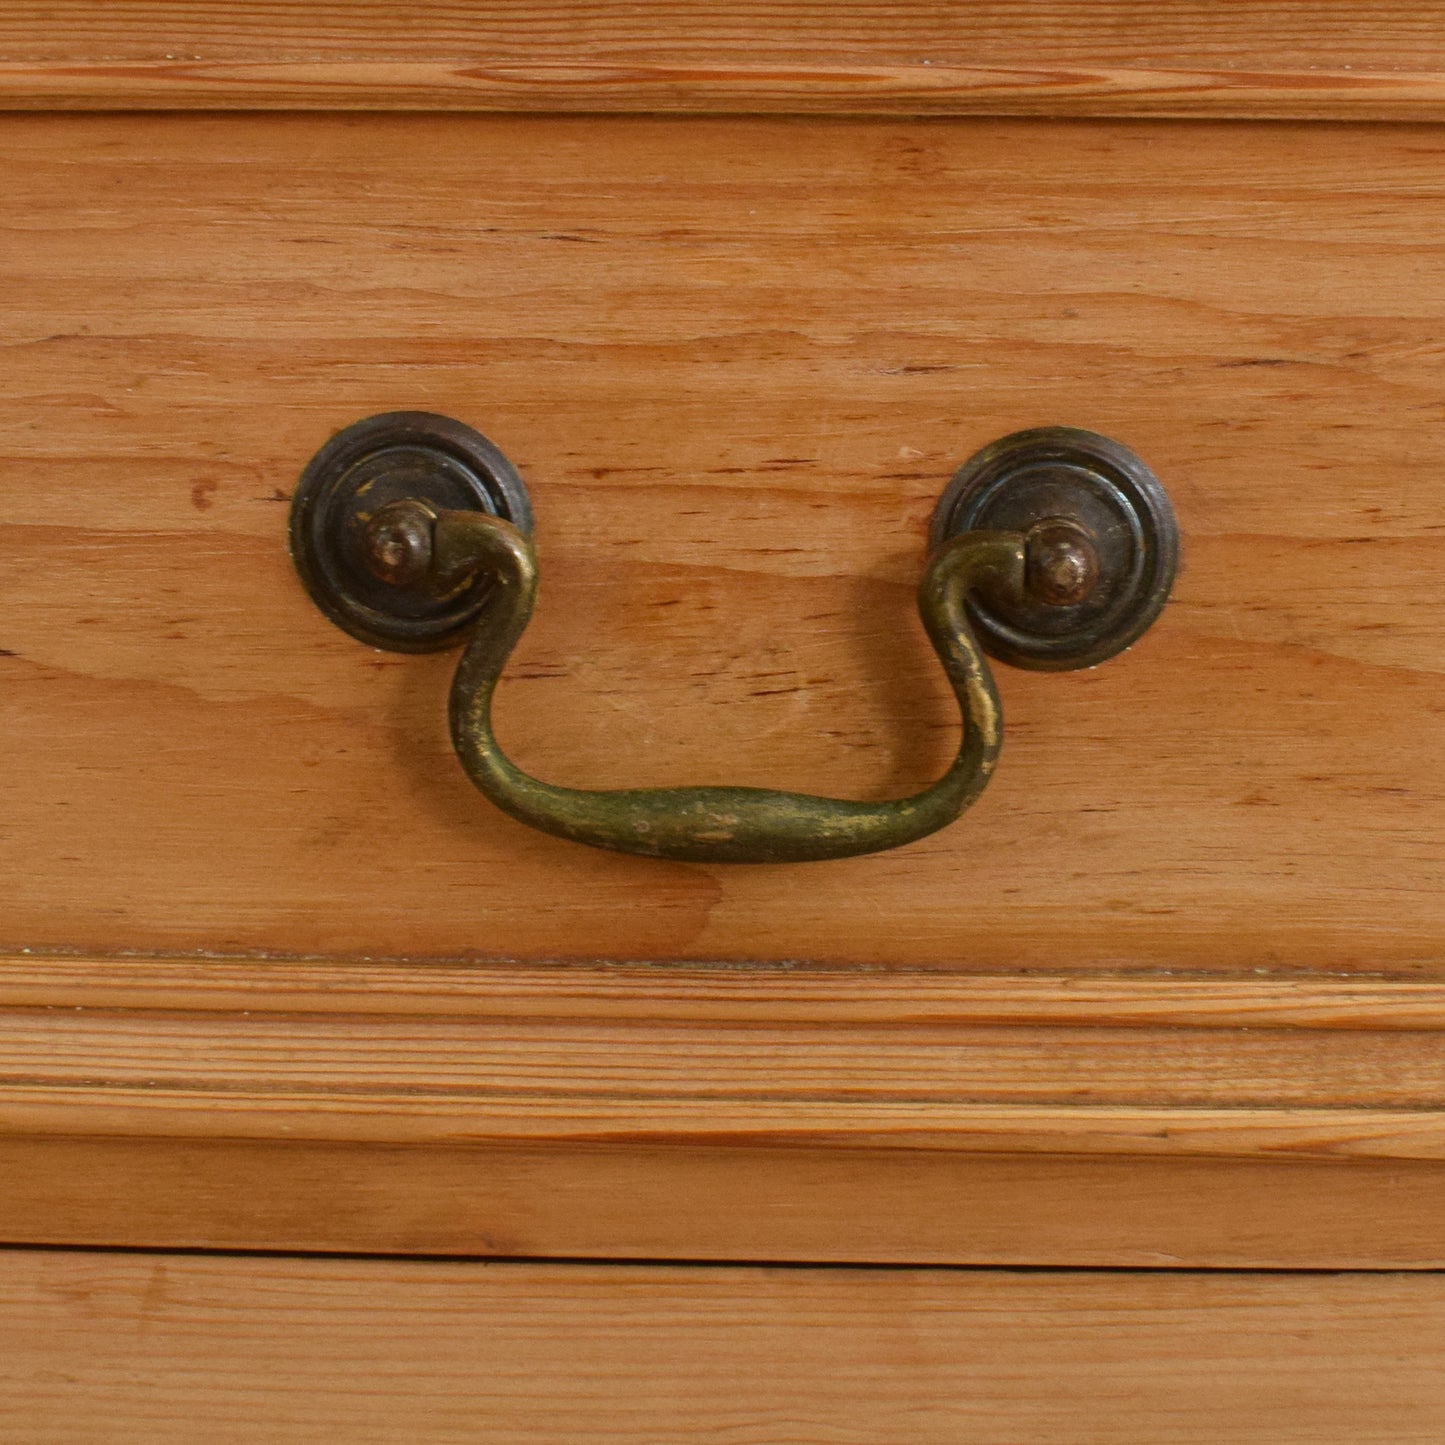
5, 107, 1445, 1267
3, 111, 1444, 972
3, 1253, 1444, 1444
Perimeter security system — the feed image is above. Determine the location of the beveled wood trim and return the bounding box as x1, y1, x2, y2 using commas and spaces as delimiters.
5, 3, 1445, 118
7, 60, 1445, 120
4, 955, 1442, 1027
6, 1091, 1445, 1160
2, 955, 1443, 1160
4, 955, 1444, 1263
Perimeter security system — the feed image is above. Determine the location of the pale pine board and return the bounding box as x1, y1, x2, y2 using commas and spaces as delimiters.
2, 114, 1444, 970
1, 1253, 1443, 1443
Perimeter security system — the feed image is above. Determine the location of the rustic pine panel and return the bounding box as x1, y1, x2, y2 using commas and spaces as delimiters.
2, 114, 1443, 970
2, 1254, 1443, 1443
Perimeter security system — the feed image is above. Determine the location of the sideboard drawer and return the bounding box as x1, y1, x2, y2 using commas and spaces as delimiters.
3, 94, 1444, 1265
3, 112, 1443, 970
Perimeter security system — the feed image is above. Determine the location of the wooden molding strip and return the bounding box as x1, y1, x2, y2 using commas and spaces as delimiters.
5, 4, 1445, 117
6, 60, 1445, 119
5, 1090, 1445, 1162
2, 955, 1443, 1161
5, 955, 1442, 1261
4, 955, 1443, 1027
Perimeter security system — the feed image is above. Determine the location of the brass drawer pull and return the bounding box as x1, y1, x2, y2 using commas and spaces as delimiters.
291, 415, 1177, 863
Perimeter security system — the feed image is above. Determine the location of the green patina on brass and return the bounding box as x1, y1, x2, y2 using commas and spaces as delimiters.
291, 415, 1177, 865
429, 505, 1024, 864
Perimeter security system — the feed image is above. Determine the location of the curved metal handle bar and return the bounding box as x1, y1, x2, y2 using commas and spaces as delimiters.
430, 508, 1026, 863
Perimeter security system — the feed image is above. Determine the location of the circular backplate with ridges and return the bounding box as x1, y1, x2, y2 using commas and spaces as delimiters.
930, 427, 1179, 671
289, 411, 533, 652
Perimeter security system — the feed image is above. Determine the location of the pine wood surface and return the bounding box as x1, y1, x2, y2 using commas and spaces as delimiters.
3, 112, 1444, 972
3, 961, 1444, 1153
2, 1252, 1443, 1443
1, 956, 1442, 1265
6, 2, 1445, 118
7, 954, 1444, 1024
10, 1135, 1445, 1268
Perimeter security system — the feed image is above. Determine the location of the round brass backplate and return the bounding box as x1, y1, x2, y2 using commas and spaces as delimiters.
289, 411, 533, 652
930, 427, 1179, 671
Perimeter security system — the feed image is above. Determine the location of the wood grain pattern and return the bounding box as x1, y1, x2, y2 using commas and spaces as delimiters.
3, 113, 1444, 972
2, 959, 1443, 1154
6, 2, 1445, 118
3, 1253, 1444, 1443
7, 954, 1444, 1026
1, 957, 1442, 1264
8, 1136, 1444, 1268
